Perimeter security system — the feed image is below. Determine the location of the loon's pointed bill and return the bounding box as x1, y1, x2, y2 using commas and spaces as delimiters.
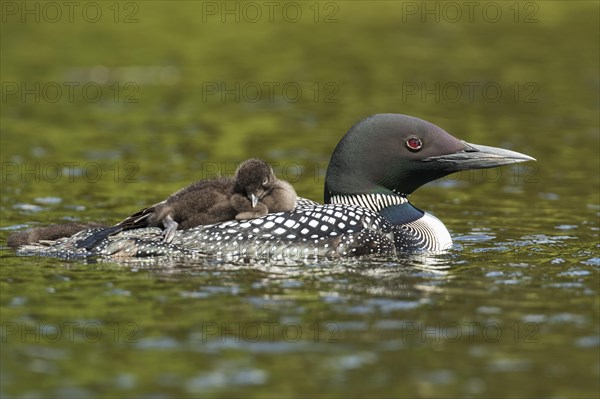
423, 141, 536, 171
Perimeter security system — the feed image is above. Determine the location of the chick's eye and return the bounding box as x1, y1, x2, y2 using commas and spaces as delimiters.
406, 136, 423, 151
262, 177, 269, 185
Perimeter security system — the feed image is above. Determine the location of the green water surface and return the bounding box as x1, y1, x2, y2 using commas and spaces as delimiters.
1, 2, 598, 398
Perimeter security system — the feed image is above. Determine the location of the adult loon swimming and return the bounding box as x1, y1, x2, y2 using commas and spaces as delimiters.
11, 114, 535, 260
76, 158, 297, 248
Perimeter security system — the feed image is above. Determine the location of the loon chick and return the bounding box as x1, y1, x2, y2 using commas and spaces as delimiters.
231, 158, 297, 219
77, 159, 296, 249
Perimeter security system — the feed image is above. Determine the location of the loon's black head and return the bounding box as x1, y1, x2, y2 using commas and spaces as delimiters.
235, 158, 275, 207
324, 114, 535, 201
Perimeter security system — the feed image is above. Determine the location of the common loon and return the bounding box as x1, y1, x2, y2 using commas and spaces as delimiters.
77, 158, 297, 249
10, 114, 535, 260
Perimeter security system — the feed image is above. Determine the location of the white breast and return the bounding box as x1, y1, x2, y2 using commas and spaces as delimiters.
400, 212, 453, 252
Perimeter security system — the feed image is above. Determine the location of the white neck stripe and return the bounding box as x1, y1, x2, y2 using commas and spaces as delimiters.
330, 194, 408, 212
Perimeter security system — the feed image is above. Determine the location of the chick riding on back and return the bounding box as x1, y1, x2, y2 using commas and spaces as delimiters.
77, 158, 297, 249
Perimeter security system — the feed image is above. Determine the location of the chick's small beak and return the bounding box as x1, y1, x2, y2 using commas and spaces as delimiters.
250, 193, 259, 208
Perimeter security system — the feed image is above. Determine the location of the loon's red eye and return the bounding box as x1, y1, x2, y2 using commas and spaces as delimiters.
406, 137, 423, 151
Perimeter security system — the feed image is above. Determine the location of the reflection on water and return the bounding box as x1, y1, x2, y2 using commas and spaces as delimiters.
1, 1, 599, 398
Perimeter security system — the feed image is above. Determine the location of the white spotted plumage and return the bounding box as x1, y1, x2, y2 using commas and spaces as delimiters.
16, 195, 451, 260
